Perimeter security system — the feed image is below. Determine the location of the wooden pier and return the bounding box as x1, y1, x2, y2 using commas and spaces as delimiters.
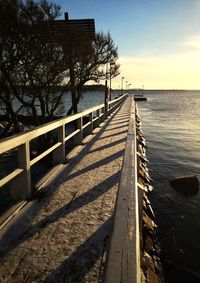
0, 95, 162, 282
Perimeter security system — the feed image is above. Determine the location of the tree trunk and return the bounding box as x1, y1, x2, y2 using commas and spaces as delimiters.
67, 83, 84, 116
6, 100, 21, 134
69, 66, 78, 114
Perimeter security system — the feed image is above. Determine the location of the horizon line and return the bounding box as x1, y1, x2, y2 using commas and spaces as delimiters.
113, 88, 200, 91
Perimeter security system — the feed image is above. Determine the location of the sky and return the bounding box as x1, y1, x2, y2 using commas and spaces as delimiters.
53, 0, 200, 89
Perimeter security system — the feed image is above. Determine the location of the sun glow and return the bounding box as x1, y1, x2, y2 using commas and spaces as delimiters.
112, 49, 200, 90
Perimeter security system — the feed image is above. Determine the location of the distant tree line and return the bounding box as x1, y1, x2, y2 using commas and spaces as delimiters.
0, 0, 120, 137
82, 84, 106, 92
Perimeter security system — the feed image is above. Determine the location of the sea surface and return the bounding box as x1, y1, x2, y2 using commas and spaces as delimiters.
136, 90, 200, 283
60, 90, 121, 113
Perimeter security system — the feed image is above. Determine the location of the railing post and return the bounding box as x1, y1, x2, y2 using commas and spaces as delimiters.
104, 83, 109, 119
94, 109, 100, 128
88, 112, 93, 133
73, 117, 83, 145
53, 125, 65, 164
11, 141, 31, 200
108, 103, 111, 116
113, 101, 118, 111
101, 106, 105, 123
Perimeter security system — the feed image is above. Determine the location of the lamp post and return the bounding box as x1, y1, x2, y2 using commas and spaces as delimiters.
109, 62, 115, 101
128, 83, 131, 90
104, 63, 109, 118
121, 76, 125, 94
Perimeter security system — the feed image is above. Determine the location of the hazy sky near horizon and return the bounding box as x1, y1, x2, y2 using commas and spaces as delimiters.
54, 0, 200, 89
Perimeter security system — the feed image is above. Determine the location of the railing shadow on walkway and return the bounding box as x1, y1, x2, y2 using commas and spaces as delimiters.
56, 149, 125, 184
98, 130, 128, 141
103, 124, 129, 132
107, 119, 130, 126
82, 138, 126, 156
0, 101, 130, 262
0, 171, 119, 260
44, 217, 113, 283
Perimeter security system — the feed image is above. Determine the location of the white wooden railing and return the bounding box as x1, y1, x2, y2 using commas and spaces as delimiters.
0, 94, 127, 200
104, 97, 141, 283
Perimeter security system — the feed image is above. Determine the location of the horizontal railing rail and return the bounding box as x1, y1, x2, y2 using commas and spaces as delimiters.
104, 97, 141, 283
0, 94, 127, 200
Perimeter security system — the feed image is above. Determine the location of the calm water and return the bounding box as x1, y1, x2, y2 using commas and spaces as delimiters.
61, 90, 121, 113
9, 90, 121, 116
136, 90, 200, 283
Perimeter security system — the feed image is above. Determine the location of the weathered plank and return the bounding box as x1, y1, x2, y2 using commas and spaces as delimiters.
104, 98, 141, 283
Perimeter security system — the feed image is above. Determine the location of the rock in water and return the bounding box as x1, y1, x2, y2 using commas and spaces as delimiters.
170, 176, 199, 196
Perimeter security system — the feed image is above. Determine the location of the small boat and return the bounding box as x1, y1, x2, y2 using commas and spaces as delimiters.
134, 94, 147, 101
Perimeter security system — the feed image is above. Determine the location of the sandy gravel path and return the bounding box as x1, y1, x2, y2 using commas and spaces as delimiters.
0, 98, 131, 283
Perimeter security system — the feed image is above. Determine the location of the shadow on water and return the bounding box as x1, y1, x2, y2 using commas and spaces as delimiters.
163, 261, 200, 283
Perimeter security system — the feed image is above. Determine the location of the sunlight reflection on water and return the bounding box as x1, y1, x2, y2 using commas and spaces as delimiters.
137, 90, 200, 283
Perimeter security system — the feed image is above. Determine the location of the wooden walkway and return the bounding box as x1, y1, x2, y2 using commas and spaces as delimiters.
0, 98, 131, 283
